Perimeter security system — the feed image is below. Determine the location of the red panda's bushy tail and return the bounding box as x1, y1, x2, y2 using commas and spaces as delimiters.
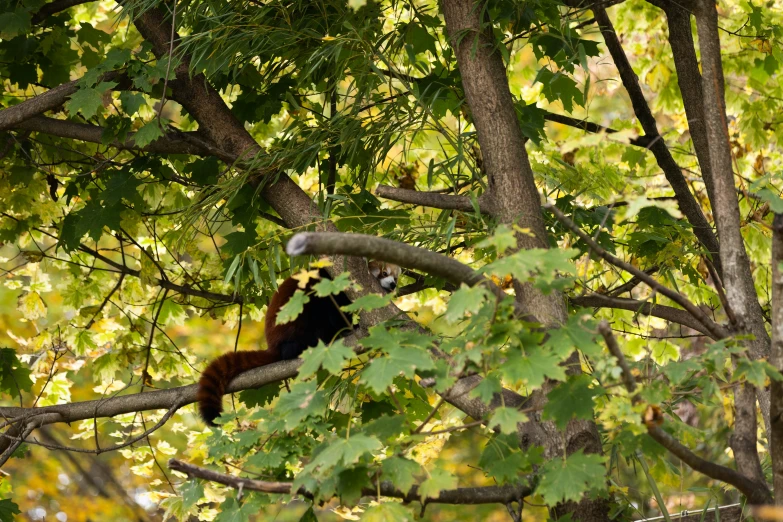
197, 350, 280, 426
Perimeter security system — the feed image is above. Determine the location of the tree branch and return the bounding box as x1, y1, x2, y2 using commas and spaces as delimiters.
592, 7, 722, 276
597, 324, 772, 505
542, 112, 655, 148
375, 185, 493, 214
571, 294, 715, 338
0, 71, 126, 132
31, 0, 96, 24
14, 116, 216, 156
546, 203, 729, 339
769, 213, 783, 505
286, 232, 497, 296
168, 458, 532, 506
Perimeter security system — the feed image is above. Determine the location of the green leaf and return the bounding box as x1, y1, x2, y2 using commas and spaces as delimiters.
360, 346, 435, 394
502, 348, 566, 390
132, 121, 165, 148
65, 82, 117, 119
304, 434, 382, 474
535, 68, 584, 113
476, 225, 517, 254
275, 381, 328, 430
0, 348, 33, 399
239, 382, 281, 408
159, 299, 187, 326
419, 468, 457, 500
312, 273, 352, 296
247, 448, 285, 469
99, 169, 143, 206
542, 375, 600, 430
381, 457, 421, 495
362, 503, 413, 522
275, 290, 310, 325
119, 92, 146, 116
537, 451, 606, 505
0, 10, 31, 39
298, 339, 353, 378
341, 293, 393, 313
0, 499, 21, 522
444, 285, 491, 323
469, 373, 502, 404
488, 407, 529, 434
215, 495, 265, 522
362, 414, 408, 441
180, 480, 204, 510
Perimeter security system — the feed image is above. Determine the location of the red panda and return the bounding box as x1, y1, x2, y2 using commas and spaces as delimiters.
196, 261, 401, 425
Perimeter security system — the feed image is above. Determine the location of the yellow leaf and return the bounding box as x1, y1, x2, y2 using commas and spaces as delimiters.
751, 38, 772, 54
17, 291, 46, 320
644, 63, 671, 91
292, 268, 321, 289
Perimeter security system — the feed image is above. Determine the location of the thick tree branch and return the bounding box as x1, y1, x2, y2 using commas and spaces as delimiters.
693, 0, 771, 434
14, 116, 215, 156
0, 72, 126, 132
286, 232, 495, 295
375, 185, 493, 214
546, 203, 729, 339
592, 7, 722, 276
0, 360, 302, 431
658, 6, 717, 207
598, 325, 772, 505
571, 294, 715, 338
168, 459, 532, 505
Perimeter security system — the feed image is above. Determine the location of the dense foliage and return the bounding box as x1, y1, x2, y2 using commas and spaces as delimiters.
1, 0, 783, 520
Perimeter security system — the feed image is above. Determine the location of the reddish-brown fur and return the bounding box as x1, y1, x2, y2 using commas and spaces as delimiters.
197, 269, 352, 425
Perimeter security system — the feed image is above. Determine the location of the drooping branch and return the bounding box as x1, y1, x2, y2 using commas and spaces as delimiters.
571, 294, 715, 338
168, 459, 532, 506
592, 7, 722, 276
597, 324, 772, 505
14, 116, 216, 156
375, 185, 493, 214
546, 203, 730, 339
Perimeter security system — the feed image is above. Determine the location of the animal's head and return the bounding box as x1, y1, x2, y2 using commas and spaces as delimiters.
368, 261, 401, 293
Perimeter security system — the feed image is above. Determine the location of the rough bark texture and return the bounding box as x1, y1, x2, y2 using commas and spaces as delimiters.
593, 7, 722, 277
662, 7, 717, 207
693, 0, 771, 426
771, 214, 783, 505
440, 1, 606, 519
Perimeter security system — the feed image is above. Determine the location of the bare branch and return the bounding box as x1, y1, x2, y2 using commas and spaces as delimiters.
286, 232, 497, 296
592, 7, 722, 276
168, 458, 532, 505
375, 185, 492, 214
14, 116, 215, 156
570, 294, 715, 338
546, 203, 730, 339
543, 112, 655, 148
597, 321, 637, 393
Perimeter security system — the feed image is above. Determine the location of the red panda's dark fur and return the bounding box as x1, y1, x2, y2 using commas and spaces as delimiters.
197, 269, 352, 425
